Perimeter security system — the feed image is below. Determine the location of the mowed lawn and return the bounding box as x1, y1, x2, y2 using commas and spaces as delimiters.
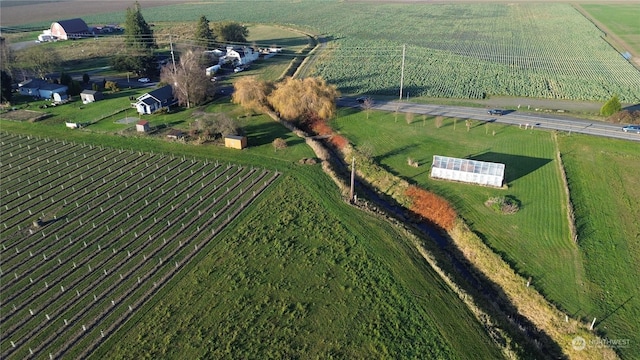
92, 169, 503, 359
332, 108, 591, 315
558, 134, 640, 358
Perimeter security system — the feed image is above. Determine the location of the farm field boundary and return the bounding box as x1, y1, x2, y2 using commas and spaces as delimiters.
0, 132, 279, 359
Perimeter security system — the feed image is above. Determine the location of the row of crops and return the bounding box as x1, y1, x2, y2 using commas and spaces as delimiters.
0, 132, 279, 359
312, 3, 640, 102
113, 1, 640, 103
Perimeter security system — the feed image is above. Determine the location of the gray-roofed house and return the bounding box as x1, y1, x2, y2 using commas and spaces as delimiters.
80, 90, 104, 103
18, 79, 68, 100
50, 18, 91, 40
134, 85, 177, 115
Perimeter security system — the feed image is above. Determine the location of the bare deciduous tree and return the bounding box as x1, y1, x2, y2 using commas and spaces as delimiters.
160, 48, 212, 108
0, 37, 16, 76
18, 46, 61, 79
435, 116, 444, 128
361, 97, 374, 119
405, 112, 414, 125
191, 113, 240, 141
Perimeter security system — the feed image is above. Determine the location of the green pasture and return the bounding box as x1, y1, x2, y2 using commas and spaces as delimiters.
580, 4, 640, 55
332, 107, 640, 358
558, 134, 640, 358
332, 109, 588, 312
93, 169, 503, 359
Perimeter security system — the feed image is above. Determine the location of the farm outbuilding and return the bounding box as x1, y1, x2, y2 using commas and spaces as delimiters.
224, 135, 247, 149
136, 120, 150, 133
18, 79, 68, 100
166, 129, 183, 140
50, 18, 90, 40
430, 155, 505, 187
80, 90, 104, 103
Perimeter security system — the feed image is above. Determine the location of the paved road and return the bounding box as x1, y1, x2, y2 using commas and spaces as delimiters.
338, 98, 640, 142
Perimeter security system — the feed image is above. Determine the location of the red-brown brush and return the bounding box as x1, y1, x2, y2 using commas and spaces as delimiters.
405, 185, 457, 230
329, 134, 348, 150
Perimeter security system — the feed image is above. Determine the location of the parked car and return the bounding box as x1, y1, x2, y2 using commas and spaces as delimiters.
622, 124, 640, 133
487, 109, 504, 115
138, 77, 150, 83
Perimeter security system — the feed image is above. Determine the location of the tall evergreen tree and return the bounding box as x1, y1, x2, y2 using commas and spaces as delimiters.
1, 70, 12, 103
194, 16, 214, 49
123, 1, 156, 50
212, 22, 249, 44
111, 1, 157, 76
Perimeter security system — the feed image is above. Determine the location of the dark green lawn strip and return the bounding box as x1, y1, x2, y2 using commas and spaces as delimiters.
92, 169, 503, 359
558, 134, 640, 359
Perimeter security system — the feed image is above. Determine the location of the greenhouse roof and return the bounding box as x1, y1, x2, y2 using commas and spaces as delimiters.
431, 155, 505, 187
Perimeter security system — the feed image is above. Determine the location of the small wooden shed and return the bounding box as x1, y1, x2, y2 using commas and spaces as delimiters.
166, 129, 183, 140
136, 120, 149, 133
224, 134, 247, 149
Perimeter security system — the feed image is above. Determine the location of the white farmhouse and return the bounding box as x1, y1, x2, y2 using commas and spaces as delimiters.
219, 46, 259, 66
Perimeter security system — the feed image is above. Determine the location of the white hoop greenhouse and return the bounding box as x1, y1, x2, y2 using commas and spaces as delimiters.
430, 155, 505, 187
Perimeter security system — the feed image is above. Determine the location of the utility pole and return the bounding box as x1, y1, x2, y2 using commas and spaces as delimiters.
350, 157, 355, 202
399, 44, 405, 101
170, 35, 177, 72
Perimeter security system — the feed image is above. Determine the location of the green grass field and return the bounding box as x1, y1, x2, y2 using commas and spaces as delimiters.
332, 108, 640, 358
558, 134, 640, 357
91, 169, 502, 359
4, 1, 640, 357
580, 4, 640, 56
0, 119, 504, 358
332, 109, 586, 309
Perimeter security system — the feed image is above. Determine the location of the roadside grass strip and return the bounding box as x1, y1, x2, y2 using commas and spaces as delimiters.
0, 132, 279, 359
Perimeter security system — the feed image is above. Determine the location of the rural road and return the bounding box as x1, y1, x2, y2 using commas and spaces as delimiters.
338, 98, 640, 142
